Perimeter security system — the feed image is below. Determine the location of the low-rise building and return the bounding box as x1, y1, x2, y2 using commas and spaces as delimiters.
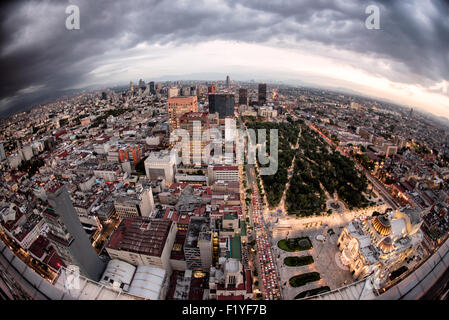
106, 217, 177, 274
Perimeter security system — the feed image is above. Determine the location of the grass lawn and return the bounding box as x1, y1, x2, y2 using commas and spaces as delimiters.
289, 272, 321, 287
278, 237, 313, 252
284, 255, 314, 267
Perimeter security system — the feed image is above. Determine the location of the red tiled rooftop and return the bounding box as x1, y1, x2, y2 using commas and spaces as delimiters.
217, 295, 244, 300
44, 247, 66, 270
29, 236, 49, 259
107, 217, 173, 257
179, 111, 209, 121
57, 151, 69, 158
245, 270, 252, 294
212, 166, 238, 171
0, 209, 23, 232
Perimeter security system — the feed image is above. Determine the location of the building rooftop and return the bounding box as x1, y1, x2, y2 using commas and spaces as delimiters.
179, 111, 209, 121
128, 265, 166, 300
231, 235, 242, 261
185, 216, 210, 249
107, 218, 172, 257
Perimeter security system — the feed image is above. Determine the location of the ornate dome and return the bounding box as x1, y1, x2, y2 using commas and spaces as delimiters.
372, 214, 391, 236
379, 236, 394, 253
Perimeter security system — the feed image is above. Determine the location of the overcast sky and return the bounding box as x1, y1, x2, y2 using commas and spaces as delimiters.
1, 0, 449, 118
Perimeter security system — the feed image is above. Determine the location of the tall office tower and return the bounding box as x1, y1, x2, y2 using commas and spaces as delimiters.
0, 143, 6, 161
190, 86, 197, 96
208, 85, 217, 94
208, 94, 235, 119
118, 144, 141, 167
179, 112, 210, 165
43, 184, 105, 281
101, 92, 108, 100
258, 83, 267, 105
184, 217, 212, 272
168, 87, 179, 98
198, 232, 213, 272
149, 81, 155, 94
409, 108, 414, 119
226, 75, 230, 88
138, 79, 146, 90
167, 96, 198, 133
181, 87, 191, 96
238, 88, 248, 105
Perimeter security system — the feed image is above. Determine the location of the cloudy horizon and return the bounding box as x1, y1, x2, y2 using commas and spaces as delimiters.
1, 0, 448, 118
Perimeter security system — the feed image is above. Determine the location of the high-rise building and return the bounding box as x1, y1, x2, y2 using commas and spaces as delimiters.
118, 144, 142, 167
114, 186, 155, 219
208, 85, 217, 94
199, 232, 213, 272
0, 143, 7, 161
20, 145, 33, 161
258, 83, 267, 105
168, 87, 179, 98
145, 150, 177, 185
179, 112, 210, 165
181, 87, 191, 96
167, 96, 198, 133
238, 88, 248, 106
138, 79, 146, 89
43, 184, 105, 281
226, 75, 230, 88
208, 94, 235, 119
149, 81, 155, 94
184, 216, 212, 272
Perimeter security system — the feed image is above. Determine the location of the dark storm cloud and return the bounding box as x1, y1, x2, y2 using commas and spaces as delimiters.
0, 0, 448, 115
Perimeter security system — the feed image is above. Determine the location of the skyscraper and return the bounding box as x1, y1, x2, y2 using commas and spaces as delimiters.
179, 112, 210, 165
149, 81, 155, 94
226, 75, 230, 88
181, 87, 191, 96
0, 143, 6, 161
208, 85, 217, 94
238, 88, 248, 105
258, 83, 267, 105
43, 184, 105, 281
167, 96, 198, 132
118, 144, 141, 167
168, 87, 179, 98
208, 94, 235, 119
138, 79, 146, 89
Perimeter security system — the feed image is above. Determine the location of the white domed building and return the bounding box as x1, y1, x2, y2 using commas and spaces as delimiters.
337, 209, 423, 285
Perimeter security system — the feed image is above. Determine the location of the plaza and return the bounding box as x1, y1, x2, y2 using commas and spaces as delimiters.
271, 203, 390, 299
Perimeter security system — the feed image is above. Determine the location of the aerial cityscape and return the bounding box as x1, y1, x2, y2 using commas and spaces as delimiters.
1, 0, 449, 304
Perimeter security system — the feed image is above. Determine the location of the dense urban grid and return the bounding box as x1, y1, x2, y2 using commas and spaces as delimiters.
1, 77, 449, 300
